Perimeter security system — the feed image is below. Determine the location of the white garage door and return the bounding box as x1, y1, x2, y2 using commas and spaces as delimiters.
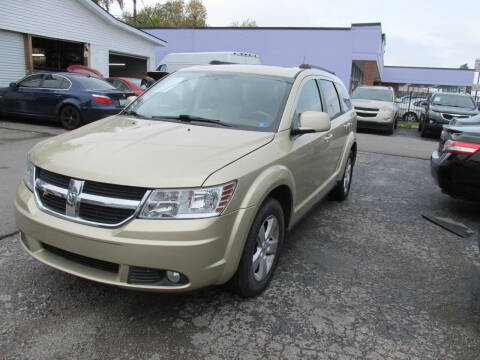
0, 30, 26, 87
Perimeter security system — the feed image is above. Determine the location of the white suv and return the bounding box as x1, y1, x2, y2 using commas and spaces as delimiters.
351, 86, 397, 134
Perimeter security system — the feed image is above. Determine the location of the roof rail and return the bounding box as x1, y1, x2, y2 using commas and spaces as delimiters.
299, 63, 336, 75
209, 60, 235, 65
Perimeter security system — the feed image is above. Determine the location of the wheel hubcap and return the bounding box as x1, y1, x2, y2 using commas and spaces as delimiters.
343, 158, 352, 194
252, 215, 279, 282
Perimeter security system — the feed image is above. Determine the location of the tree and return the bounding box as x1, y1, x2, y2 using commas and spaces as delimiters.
231, 19, 257, 27
459, 63, 469, 69
123, 0, 207, 27
92, 0, 124, 12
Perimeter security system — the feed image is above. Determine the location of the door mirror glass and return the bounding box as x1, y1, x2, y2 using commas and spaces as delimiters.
296, 111, 331, 134
125, 96, 137, 107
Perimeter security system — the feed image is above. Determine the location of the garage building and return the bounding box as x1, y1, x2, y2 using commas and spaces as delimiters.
0, 0, 166, 87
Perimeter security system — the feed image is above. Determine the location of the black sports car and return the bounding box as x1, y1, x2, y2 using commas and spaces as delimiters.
431, 124, 480, 201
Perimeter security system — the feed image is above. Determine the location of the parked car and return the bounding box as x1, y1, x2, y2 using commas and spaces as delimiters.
419, 92, 479, 138
450, 113, 480, 126
0, 72, 134, 129
396, 96, 427, 122
15, 64, 357, 297
148, 51, 261, 80
107, 77, 143, 96
431, 124, 480, 201
351, 86, 397, 134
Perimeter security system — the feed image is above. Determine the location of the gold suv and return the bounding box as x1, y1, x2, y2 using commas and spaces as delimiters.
15, 64, 357, 297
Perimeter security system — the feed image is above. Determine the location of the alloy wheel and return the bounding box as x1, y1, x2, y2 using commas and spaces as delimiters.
343, 157, 352, 194
252, 215, 279, 282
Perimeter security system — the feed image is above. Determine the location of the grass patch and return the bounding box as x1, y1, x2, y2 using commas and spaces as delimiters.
398, 120, 419, 129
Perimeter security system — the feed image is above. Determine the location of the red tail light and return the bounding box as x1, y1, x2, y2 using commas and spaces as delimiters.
443, 140, 480, 155
92, 94, 112, 104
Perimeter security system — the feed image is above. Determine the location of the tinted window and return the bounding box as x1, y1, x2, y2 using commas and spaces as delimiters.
109, 79, 129, 91
75, 76, 116, 90
293, 80, 322, 127
334, 82, 352, 111
352, 87, 393, 102
318, 80, 342, 118
41, 75, 65, 89
127, 71, 292, 132
431, 94, 476, 109
19, 74, 44, 88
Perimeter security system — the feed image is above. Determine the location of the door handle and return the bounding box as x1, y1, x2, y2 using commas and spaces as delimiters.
324, 133, 334, 142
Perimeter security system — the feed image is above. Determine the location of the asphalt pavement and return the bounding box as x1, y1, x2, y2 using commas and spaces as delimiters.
1, 118, 479, 359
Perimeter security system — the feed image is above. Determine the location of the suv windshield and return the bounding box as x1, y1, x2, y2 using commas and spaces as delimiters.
431, 94, 476, 109
125, 71, 292, 131
352, 88, 393, 102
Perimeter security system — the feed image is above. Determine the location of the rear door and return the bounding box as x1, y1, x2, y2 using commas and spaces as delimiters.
37, 75, 71, 117
316, 79, 350, 176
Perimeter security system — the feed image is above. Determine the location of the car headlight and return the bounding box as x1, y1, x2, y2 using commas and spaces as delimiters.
380, 107, 393, 113
24, 158, 34, 192
428, 109, 438, 115
139, 181, 236, 219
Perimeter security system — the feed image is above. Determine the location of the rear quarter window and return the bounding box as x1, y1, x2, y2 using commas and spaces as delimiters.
74, 76, 116, 90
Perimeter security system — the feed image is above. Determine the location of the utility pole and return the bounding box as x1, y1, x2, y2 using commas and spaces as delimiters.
133, 0, 137, 26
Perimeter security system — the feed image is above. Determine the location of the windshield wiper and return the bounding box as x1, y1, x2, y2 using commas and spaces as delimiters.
122, 110, 151, 119
152, 114, 234, 127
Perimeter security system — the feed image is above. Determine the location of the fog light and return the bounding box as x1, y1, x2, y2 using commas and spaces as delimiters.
429, 119, 435, 124
166, 271, 181, 283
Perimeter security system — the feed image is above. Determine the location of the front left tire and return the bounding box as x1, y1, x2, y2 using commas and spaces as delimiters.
228, 198, 285, 298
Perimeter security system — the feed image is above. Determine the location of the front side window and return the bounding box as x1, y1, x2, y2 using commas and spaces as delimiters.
19, 74, 44, 88
317, 80, 342, 119
126, 71, 292, 132
352, 88, 393, 102
293, 80, 323, 128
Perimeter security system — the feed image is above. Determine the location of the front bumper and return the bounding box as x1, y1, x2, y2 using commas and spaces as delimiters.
15, 183, 256, 292
357, 118, 393, 131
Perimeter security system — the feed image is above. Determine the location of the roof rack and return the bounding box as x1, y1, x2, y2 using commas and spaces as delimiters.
299, 64, 336, 75
209, 60, 235, 65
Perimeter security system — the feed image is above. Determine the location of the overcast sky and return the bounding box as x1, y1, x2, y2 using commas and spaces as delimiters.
111, 0, 480, 69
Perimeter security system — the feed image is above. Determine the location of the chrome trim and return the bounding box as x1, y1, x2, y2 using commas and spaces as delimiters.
79, 193, 140, 209
33, 167, 150, 228
441, 113, 470, 120
36, 179, 68, 198
18, 74, 73, 91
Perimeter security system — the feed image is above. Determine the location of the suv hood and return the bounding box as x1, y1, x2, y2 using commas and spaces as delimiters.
30, 116, 274, 188
352, 99, 394, 109
430, 104, 479, 116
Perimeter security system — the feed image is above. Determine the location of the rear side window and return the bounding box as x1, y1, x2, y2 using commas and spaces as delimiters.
19, 74, 44, 88
75, 76, 116, 90
293, 79, 322, 128
334, 82, 352, 111
41, 75, 68, 89
317, 80, 342, 119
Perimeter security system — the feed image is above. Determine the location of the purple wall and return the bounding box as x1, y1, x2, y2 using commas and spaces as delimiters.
144, 25, 474, 89
383, 66, 475, 86
145, 27, 359, 88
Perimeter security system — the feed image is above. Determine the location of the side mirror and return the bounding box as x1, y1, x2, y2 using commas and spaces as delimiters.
125, 96, 137, 107
9, 82, 18, 88
420, 101, 428, 107
293, 111, 331, 135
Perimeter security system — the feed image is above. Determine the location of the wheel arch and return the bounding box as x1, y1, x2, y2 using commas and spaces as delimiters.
55, 98, 82, 120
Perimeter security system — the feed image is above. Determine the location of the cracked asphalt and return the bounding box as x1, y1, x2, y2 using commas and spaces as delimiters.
1, 119, 479, 359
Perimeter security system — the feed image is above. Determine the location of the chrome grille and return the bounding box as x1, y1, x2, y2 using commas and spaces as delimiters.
441, 113, 470, 121
34, 167, 150, 227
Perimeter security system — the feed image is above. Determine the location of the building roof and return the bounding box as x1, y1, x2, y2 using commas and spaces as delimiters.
81, 0, 167, 46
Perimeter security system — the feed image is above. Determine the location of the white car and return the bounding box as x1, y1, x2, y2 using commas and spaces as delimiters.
351, 86, 397, 134
396, 96, 427, 122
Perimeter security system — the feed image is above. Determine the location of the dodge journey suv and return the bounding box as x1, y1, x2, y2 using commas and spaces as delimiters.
15, 64, 357, 297
351, 86, 397, 134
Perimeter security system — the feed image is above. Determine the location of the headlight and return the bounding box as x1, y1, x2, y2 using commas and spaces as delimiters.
139, 181, 236, 219
380, 106, 393, 113
24, 158, 34, 192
